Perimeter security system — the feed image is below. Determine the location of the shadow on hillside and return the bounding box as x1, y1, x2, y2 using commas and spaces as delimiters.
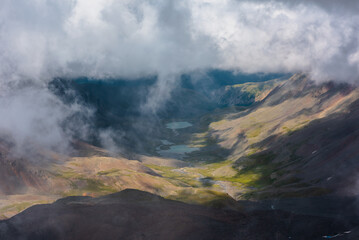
240, 98, 359, 198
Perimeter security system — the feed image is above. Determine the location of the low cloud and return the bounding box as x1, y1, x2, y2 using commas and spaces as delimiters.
0, 84, 93, 156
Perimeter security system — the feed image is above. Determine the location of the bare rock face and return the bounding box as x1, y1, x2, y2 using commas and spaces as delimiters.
0, 189, 358, 240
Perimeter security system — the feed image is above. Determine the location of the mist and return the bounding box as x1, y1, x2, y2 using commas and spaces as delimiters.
1, 0, 359, 153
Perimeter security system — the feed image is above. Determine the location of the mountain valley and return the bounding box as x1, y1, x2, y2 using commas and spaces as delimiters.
1, 73, 359, 239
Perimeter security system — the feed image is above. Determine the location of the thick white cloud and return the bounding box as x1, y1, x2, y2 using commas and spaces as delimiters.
0, 0, 358, 82
0, 0, 359, 153
192, 0, 359, 82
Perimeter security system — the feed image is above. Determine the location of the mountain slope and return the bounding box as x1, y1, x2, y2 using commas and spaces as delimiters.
0, 141, 235, 219
189, 74, 359, 198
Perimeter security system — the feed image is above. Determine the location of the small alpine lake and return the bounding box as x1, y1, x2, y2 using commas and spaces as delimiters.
166, 121, 193, 130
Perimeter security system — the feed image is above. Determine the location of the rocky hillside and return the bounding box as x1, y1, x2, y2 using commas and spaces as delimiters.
188, 74, 359, 199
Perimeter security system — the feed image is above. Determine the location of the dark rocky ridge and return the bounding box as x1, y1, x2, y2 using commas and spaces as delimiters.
1, 189, 358, 240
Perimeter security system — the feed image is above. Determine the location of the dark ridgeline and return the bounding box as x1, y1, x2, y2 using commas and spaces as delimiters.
0, 189, 358, 240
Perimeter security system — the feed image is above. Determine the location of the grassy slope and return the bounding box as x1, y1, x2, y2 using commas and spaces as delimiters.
196, 74, 359, 199
0, 143, 236, 218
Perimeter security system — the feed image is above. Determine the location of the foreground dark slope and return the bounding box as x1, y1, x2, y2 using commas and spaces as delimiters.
1, 189, 358, 240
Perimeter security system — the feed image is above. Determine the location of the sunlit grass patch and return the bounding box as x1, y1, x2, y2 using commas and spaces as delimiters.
0, 200, 50, 216
246, 147, 261, 156
56, 169, 84, 179
246, 122, 264, 138
60, 178, 119, 197
0, 202, 34, 213
210, 119, 228, 128
188, 160, 266, 188
145, 164, 201, 187
84, 179, 118, 193
282, 120, 310, 135
232, 152, 278, 187
188, 132, 209, 148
